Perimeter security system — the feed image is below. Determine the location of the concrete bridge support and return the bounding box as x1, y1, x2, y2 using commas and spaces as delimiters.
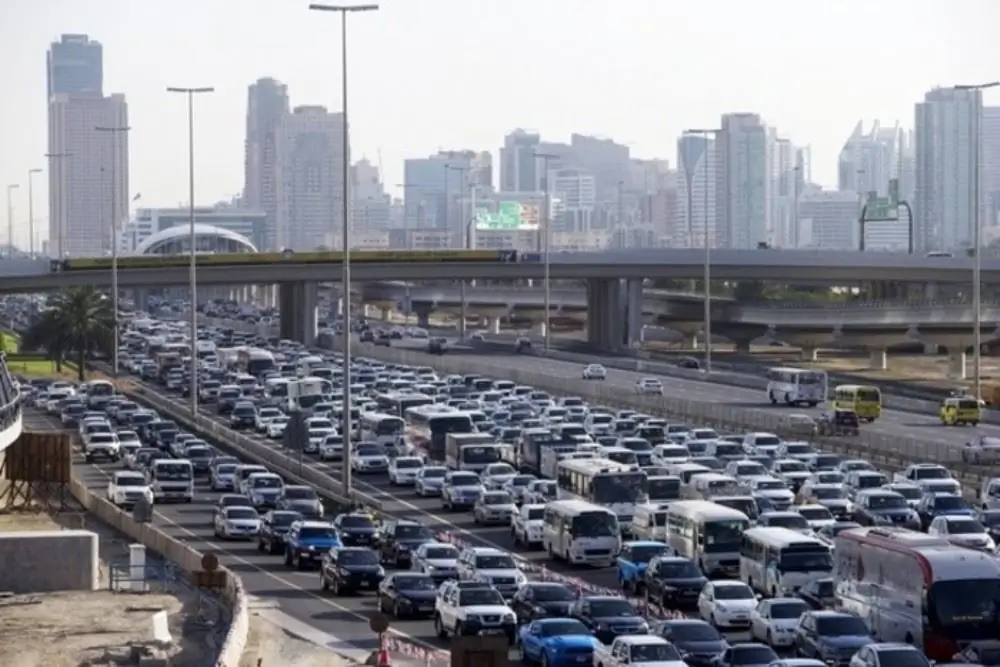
869, 348, 888, 371
801, 348, 819, 362
949, 350, 968, 380
487, 317, 501, 335
585, 278, 644, 352
278, 281, 318, 346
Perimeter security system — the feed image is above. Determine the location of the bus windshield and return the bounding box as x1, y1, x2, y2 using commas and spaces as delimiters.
374, 418, 404, 435
704, 519, 747, 552
857, 388, 880, 401
929, 578, 1000, 639
592, 473, 645, 504
571, 512, 619, 538
777, 547, 832, 572
646, 477, 681, 502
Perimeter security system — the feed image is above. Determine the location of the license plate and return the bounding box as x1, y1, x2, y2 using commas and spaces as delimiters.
576, 658, 588, 663
479, 629, 505, 636
363, 580, 373, 587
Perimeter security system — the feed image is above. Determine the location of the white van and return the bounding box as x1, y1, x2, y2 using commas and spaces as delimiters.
296, 355, 326, 378
632, 502, 671, 541
665, 500, 750, 577
542, 499, 620, 567
739, 526, 832, 596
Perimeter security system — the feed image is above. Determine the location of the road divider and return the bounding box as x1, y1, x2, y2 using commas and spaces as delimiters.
67, 474, 249, 667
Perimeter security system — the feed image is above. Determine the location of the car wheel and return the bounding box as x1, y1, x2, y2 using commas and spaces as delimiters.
434, 615, 447, 639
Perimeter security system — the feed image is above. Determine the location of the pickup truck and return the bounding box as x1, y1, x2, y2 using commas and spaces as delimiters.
617, 541, 671, 594
594, 635, 687, 667
893, 463, 952, 485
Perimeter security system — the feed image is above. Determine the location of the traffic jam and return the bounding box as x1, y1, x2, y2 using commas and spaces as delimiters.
21, 311, 1000, 667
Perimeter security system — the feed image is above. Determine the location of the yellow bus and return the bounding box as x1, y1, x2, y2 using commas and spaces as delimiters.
832, 384, 882, 422
50, 249, 518, 272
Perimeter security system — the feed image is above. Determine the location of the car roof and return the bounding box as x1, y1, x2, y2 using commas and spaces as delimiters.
624, 540, 668, 548
614, 636, 669, 645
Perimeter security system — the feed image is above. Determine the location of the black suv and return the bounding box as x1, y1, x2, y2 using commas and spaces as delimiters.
258, 510, 303, 554
379, 520, 434, 567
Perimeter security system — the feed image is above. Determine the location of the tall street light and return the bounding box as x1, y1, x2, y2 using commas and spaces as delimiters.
309, 2, 379, 500
96, 125, 131, 376
685, 128, 721, 372
27, 168, 42, 260
954, 80, 999, 402
167, 86, 214, 415
4, 184, 19, 258
447, 164, 471, 340
534, 152, 557, 352
45, 152, 73, 257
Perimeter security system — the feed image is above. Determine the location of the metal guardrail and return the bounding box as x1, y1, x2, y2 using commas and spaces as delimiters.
0, 355, 23, 448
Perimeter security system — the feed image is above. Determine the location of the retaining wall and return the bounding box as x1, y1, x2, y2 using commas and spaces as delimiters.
0, 529, 99, 592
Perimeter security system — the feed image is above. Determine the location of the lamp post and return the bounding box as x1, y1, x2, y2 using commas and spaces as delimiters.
27, 168, 41, 259
685, 129, 721, 372
954, 81, 998, 402
309, 2, 379, 500
45, 152, 73, 257
534, 152, 557, 352
5, 184, 19, 258
96, 125, 131, 376
166, 86, 214, 415
447, 164, 471, 340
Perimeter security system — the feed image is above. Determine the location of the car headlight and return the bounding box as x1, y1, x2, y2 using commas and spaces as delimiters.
504, 613, 516, 624
715, 604, 728, 611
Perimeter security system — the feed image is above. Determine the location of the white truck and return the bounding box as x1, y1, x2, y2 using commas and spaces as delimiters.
445, 432, 499, 471
594, 636, 687, 667
511, 503, 545, 549
892, 463, 952, 485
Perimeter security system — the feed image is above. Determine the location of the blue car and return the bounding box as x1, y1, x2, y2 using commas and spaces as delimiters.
518, 618, 598, 667
617, 541, 670, 594
284, 520, 342, 569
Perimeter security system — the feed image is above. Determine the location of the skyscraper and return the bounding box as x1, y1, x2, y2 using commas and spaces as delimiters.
837, 120, 902, 195
677, 133, 716, 248
274, 106, 348, 250
47, 34, 103, 97
915, 87, 981, 251
716, 113, 773, 249
244, 78, 290, 250
983, 107, 1000, 226
500, 129, 540, 192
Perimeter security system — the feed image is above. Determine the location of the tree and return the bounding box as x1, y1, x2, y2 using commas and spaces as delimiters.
21, 286, 114, 381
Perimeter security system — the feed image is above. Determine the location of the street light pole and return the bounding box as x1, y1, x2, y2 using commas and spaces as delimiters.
96, 125, 131, 377
27, 169, 41, 259
955, 81, 999, 402
448, 164, 471, 340
5, 184, 19, 258
534, 152, 557, 352
167, 86, 214, 415
45, 152, 73, 258
309, 2, 379, 501
686, 129, 721, 372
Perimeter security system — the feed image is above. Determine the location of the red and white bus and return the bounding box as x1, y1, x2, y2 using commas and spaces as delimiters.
835, 526, 1000, 659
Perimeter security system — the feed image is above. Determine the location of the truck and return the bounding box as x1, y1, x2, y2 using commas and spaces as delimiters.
892, 463, 952, 485
517, 428, 575, 476
444, 433, 503, 472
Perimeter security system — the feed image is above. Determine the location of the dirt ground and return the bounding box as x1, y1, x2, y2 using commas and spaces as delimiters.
239, 614, 358, 667
0, 509, 224, 667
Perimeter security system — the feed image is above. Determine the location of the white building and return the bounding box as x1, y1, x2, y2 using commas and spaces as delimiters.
549, 168, 596, 234
797, 190, 859, 250
124, 205, 267, 253
274, 105, 348, 250
351, 158, 391, 234
243, 77, 290, 250
677, 133, 717, 249
983, 107, 1000, 227
915, 87, 981, 252
837, 120, 903, 196
716, 113, 773, 249
500, 129, 540, 193
402, 150, 475, 233
47, 92, 129, 257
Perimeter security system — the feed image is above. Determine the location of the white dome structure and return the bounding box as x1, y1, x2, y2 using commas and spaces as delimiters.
134, 224, 257, 255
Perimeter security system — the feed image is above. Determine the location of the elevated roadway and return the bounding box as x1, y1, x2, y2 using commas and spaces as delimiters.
4, 248, 1000, 293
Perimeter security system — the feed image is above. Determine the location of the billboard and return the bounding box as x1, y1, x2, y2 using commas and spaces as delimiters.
474, 201, 541, 231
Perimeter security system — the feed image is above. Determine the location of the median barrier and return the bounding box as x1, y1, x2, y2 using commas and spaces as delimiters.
67, 475, 249, 667
125, 386, 385, 515
353, 343, 992, 498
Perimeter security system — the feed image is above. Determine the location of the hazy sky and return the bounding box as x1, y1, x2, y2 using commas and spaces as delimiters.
3, 0, 1000, 244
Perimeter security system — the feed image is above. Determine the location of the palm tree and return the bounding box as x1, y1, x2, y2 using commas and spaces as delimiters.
22, 286, 115, 381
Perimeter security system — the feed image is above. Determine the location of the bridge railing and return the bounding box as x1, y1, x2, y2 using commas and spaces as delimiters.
738, 297, 993, 310
0, 354, 23, 451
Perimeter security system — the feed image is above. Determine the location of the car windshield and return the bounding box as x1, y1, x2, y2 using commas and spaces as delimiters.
339, 550, 379, 566
770, 600, 809, 619
253, 477, 281, 488
116, 474, 146, 486
475, 554, 516, 569
732, 647, 778, 665
395, 524, 431, 539
422, 467, 447, 479
340, 516, 375, 529
799, 507, 833, 520
396, 459, 422, 469
451, 474, 480, 486
590, 599, 637, 617
668, 623, 721, 642
483, 492, 512, 505
394, 575, 436, 591
947, 519, 985, 534
300, 526, 337, 539
272, 513, 300, 527
978, 512, 1000, 527
511, 475, 534, 487
659, 560, 702, 579
629, 544, 668, 564
357, 445, 382, 456
632, 645, 682, 662
714, 585, 754, 600
936, 496, 971, 511
540, 620, 590, 636
284, 487, 316, 500
424, 546, 458, 560
812, 487, 846, 499
817, 616, 870, 636
532, 585, 576, 602
757, 480, 787, 490
459, 589, 505, 606
875, 649, 931, 667
891, 486, 922, 499
487, 464, 515, 476
869, 494, 907, 510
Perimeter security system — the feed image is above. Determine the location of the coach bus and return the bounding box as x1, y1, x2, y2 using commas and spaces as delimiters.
765, 367, 828, 406
834, 526, 1000, 660
555, 458, 646, 535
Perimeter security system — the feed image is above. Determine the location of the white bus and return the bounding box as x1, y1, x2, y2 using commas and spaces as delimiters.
739, 526, 832, 597
765, 367, 828, 406
541, 499, 620, 567
238, 347, 277, 377
665, 500, 750, 577
555, 458, 646, 534
835, 526, 1000, 660
404, 405, 475, 462
376, 391, 435, 418
360, 411, 406, 449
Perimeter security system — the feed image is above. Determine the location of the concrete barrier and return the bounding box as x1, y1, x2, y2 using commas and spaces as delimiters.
0, 529, 99, 592
67, 475, 249, 667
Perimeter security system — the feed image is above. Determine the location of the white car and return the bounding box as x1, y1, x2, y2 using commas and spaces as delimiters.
697, 580, 758, 630
213, 506, 262, 540
256, 407, 284, 432
319, 434, 344, 461
747, 476, 795, 510
84, 432, 121, 463
433, 579, 516, 640
245, 472, 284, 509
473, 490, 517, 525
266, 416, 289, 439
794, 504, 836, 531
481, 462, 517, 490
415, 466, 448, 497
411, 542, 460, 582
523, 479, 557, 505
511, 503, 545, 548
749, 597, 810, 647
634, 378, 664, 395
594, 636, 687, 667
350, 443, 389, 473
388, 456, 423, 485
927, 515, 996, 551
107, 470, 153, 508
456, 546, 526, 599
582, 364, 607, 380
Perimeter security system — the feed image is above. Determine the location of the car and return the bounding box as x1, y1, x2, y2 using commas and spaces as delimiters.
634, 378, 664, 396
518, 618, 598, 667
795, 577, 835, 610
643, 556, 706, 611
509, 582, 578, 624
320, 546, 385, 595
653, 620, 728, 667
275, 485, 323, 518
414, 466, 448, 496
697, 580, 758, 631
849, 644, 930, 667
333, 512, 380, 547
266, 416, 289, 439
595, 635, 686, 667
213, 505, 261, 540
210, 462, 239, 491
963, 435, 1000, 464
456, 546, 526, 599
106, 470, 153, 508
815, 410, 860, 437
582, 364, 607, 380
284, 520, 341, 569
245, 472, 284, 510
617, 541, 671, 594
927, 514, 996, 550
441, 471, 485, 511
792, 611, 873, 664
916, 491, 974, 531
378, 519, 434, 568
750, 597, 810, 647
852, 489, 920, 529
710, 644, 779, 667
376, 572, 438, 618
211, 493, 254, 526
473, 490, 517, 525
257, 510, 303, 554
434, 580, 516, 642
511, 503, 546, 549
411, 541, 460, 584
569, 595, 648, 645
503, 473, 538, 504
388, 456, 423, 485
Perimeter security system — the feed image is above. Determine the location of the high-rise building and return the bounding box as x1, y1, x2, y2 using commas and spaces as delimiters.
402, 150, 474, 236
983, 107, 1000, 227
274, 106, 347, 250
47, 34, 102, 97
771, 137, 800, 248
351, 158, 390, 234
244, 77, 290, 250
797, 190, 860, 250
500, 129, 540, 192
48, 93, 129, 257
570, 134, 630, 202
469, 151, 494, 198
677, 133, 717, 249
550, 168, 596, 234
915, 87, 982, 252
837, 121, 903, 196
716, 113, 773, 249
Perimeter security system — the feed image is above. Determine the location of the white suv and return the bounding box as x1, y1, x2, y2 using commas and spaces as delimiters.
582, 364, 607, 380
634, 378, 663, 395
456, 546, 526, 599
433, 580, 515, 643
